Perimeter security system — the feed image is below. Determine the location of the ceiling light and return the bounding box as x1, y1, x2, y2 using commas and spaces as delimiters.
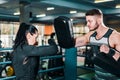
116, 4, 120, 8
71, 19, 73, 21
36, 14, 46, 17
47, 7, 54, 11
70, 10, 77, 14
0, 0, 8, 4
13, 12, 20, 15
94, 0, 114, 3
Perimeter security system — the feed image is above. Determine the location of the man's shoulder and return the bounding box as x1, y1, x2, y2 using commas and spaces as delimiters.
112, 29, 120, 36
110, 29, 120, 41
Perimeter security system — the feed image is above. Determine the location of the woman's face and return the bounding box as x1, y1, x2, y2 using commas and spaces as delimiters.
31, 31, 38, 45
27, 31, 39, 45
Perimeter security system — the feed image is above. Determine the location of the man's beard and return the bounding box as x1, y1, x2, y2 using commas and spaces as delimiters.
90, 22, 99, 31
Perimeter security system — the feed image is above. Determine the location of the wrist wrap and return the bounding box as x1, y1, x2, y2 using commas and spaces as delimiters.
108, 49, 115, 57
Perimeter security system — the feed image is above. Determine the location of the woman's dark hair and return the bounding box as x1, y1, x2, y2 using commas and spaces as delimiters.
13, 23, 38, 50
85, 9, 102, 16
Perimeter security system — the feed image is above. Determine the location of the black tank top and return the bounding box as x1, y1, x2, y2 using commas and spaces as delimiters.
90, 28, 113, 46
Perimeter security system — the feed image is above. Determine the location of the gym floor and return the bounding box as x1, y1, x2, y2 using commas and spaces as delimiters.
77, 56, 95, 80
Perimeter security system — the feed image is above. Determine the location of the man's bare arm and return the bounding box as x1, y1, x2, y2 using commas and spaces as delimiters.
109, 31, 120, 61
75, 31, 93, 47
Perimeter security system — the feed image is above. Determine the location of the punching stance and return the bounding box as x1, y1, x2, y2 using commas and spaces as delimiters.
12, 23, 58, 80
75, 9, 120, 79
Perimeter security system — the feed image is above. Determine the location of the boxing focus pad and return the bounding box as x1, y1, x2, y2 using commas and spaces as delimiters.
92, 52, 120, 77
54, 16, 75, 48
48, 38, 57, 46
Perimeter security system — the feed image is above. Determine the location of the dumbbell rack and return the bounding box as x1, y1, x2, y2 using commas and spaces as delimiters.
0, 48, 16, 80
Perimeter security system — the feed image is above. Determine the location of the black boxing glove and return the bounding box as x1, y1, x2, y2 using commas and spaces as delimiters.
117, 58, 120, 65
48, 38, 58, 53
48, 38, 57, 46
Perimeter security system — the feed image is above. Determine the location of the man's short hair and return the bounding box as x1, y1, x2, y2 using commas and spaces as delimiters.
85, 9, 102, 16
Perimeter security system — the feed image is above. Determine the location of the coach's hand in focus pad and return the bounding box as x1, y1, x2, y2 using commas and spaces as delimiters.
100, 44, 110, 54
100, 44, 115, 57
